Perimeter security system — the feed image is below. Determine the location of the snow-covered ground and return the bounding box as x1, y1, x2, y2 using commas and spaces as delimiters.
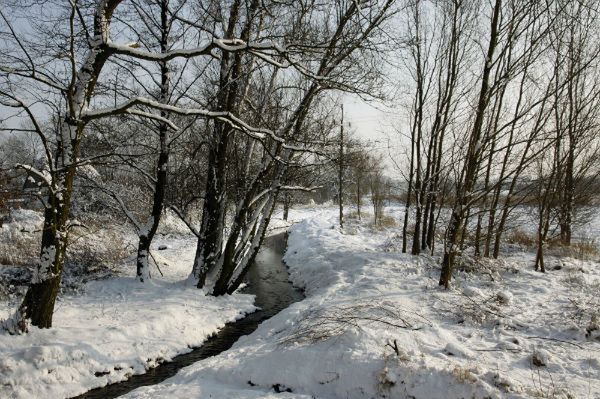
123, 205, 600, 399
0, 221, 255, 399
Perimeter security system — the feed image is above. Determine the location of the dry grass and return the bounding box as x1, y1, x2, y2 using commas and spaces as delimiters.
346, 210, 396, 230
433, 289, 511, 327
0, 216, 131, 295
345, 210, 367, 220
0, 232, 39, 267
0, 229, 40, 300
502, 228, 598, 261
505, 229, 536, 247
548, 239, 599, 260
376, 215, 397, 228
451, 365, 478, 384
279, 300, 430, 346
370, 215, 397, 231
65, 225, 131, 280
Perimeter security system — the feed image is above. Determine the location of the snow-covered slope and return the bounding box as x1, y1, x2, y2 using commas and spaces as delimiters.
124, 206, 600, 399
0, 237, 255, 399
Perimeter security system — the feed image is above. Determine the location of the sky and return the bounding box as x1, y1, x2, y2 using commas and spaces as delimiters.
344, 95, 409, 178
0, 96, 407, 177
0, 2, 409, 177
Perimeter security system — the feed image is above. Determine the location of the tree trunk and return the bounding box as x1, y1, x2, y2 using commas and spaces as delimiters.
193, 127, 228, 287
283, 192, 290, 221
356, 177, 361, 220
19, 205, 67, 328
460, 207, 471, 251
561, 142, 574, 245
439, 209, 462, 288
193, 0, 246, 288
402, 108, 417, 253
534, 226, 545, 272
410, 0, 424, 256
15, 0, 122, 328
438, 0, 501, 287
338, 105, 344, 229
19, 153, 78, 328
412, 202, 422, 255
136, 1, 171, 281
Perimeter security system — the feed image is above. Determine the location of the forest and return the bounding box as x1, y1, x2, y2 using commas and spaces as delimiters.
0, 0, 599, 398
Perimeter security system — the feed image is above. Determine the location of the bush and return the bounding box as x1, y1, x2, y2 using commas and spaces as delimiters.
0, 209, 133, 296
377, 215, 397, 228
64, 216, 133, 284
0, 209, 42, 267
505, 229, 535, 247
548, 239, 599, 260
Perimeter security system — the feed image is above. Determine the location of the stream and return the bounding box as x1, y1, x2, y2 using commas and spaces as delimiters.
72, 231, 304, 399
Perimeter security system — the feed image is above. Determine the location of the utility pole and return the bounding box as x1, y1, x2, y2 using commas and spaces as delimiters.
339, 104, 344, 228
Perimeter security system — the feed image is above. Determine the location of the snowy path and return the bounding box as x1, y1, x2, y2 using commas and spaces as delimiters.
0, 236, 255, 399
122, 206, 600, 399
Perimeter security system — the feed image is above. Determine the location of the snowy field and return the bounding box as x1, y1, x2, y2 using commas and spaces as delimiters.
123, 205, 600, 399
0, 213, 255, 399
1, 205, 599, 398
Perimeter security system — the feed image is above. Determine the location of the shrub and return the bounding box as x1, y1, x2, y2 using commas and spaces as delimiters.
551, 239, 599, 260
505, 229, 535, 247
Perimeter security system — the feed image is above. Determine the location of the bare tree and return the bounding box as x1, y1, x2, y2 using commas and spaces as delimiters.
369, 156, 387, 226
190, 0, 398, 296
0, 0, 324, 330
438, 0, 551, 287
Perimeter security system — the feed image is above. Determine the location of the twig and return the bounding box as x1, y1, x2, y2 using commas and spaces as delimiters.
148, 250, 164, 277
525, 335, 587, 350
386, 339, 400, 356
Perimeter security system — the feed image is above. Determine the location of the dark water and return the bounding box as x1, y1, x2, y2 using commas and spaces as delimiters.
72, 232, 304, 399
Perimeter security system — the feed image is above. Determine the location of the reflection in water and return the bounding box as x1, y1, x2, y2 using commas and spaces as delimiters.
73, 232, 303, 399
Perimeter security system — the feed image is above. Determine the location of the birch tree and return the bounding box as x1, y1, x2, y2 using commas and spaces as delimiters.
0, 0, 324, 331
438, 0, 553, 287
190, 0, 398, 295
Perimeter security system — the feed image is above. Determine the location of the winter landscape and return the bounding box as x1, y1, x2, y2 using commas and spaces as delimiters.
1, 0, 599, 398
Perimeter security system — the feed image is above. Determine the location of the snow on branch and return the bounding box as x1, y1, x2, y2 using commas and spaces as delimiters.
125, 109, 179, 130
248, 188, 272, 208
279, 185, 322, 192
15, 164, 53, 192
107, 38, 287, 62
82, 97, 310, 152
245, 184, 319, 209
108, 37, 338, 85
82, 96, 223, 120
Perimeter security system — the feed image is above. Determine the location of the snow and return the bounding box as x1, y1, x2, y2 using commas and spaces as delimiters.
31, 244, 56, 283
122, 205, 600, 399
496, 290, 513, 305
2, 203, 599, 398
4, 208, 44, 231
0, 235, 255, 399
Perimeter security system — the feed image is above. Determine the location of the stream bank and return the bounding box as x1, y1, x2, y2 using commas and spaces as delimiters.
73, 232, 303, 399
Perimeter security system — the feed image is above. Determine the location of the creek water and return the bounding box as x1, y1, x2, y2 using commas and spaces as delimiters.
72, 232, 303, 399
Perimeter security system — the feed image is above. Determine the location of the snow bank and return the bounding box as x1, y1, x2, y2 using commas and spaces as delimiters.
0, 236, 255, 399
123, 206, 599, 399
2, 208, 43, 235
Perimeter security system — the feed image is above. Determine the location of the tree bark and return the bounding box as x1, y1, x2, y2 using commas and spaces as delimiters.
136, 0, 171, 281
15, 0, 123, 329
439, 0, 501, 288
